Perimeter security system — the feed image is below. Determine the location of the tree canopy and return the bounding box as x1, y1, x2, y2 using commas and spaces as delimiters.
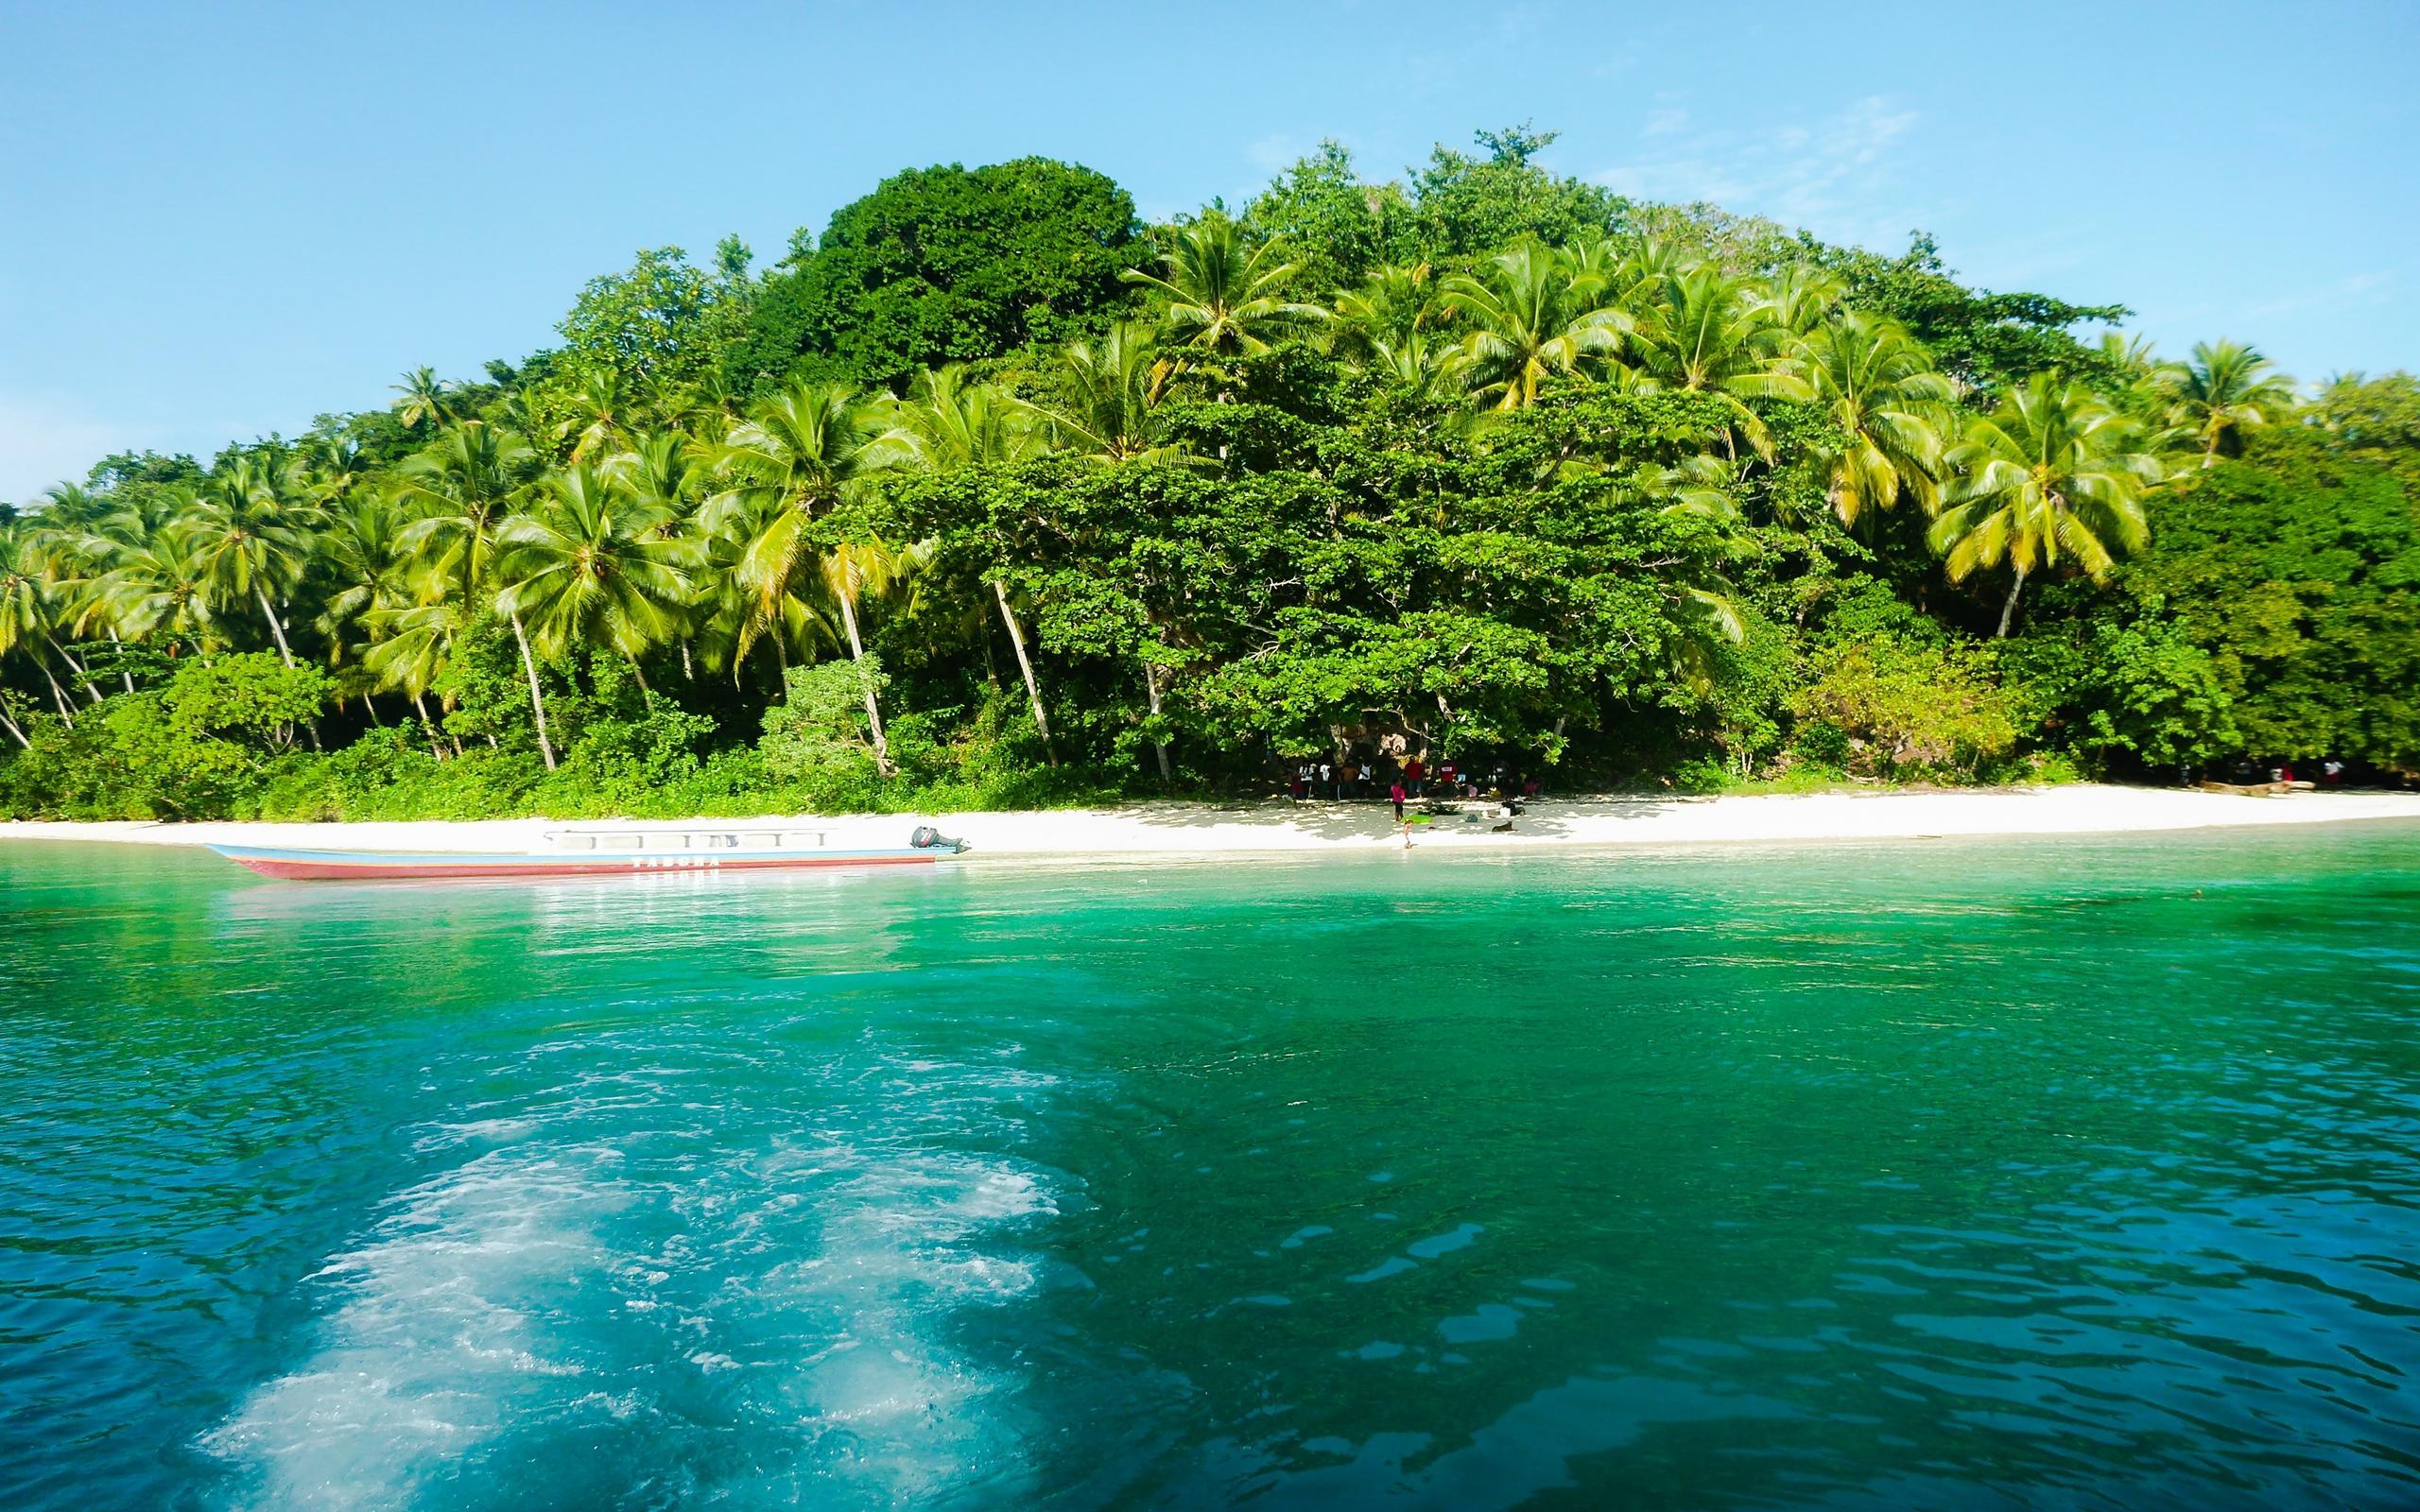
727, 158, 1142, 389
3, 129, 2411, 820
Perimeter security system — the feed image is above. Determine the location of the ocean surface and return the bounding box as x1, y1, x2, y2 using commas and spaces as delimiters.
4, 824, 2419, 1510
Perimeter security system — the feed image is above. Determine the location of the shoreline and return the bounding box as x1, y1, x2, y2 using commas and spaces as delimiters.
5, 784, 2420, 861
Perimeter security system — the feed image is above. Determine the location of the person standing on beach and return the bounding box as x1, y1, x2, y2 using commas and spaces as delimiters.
1390, 779, 1407, 820
1405, 755, 1425, 798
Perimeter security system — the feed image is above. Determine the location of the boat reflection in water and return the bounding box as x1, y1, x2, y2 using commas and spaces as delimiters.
207, 825, 967, 882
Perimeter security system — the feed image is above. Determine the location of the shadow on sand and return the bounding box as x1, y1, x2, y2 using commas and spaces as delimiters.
1116, 795, 1694, 846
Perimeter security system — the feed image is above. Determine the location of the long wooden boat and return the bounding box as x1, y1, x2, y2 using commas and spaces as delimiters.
207, 824, 966, 881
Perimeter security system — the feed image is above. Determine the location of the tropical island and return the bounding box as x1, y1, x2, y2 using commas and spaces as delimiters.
3, 127, 2415, 827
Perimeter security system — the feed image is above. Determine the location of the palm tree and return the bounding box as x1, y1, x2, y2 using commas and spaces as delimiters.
704, 381, 890, 676
1439, 240, 1634, 410
1368, 331, 1472, 404
2160, 339, 2296, 465
27, 484, 159, 693
688, 489, 834, 683
885, 366, 1059, 760
189, 458, 318, 669
660, 370, 750, 437
97, 524, 218, 658
1631, 266, 1810, 458
315, 492, 420, 716
816, 538, 916, 775
390, 366, 454, 431
395, 423, 539, 604
1929, 376, 2165, 636
609, 430, 711, 536
498, 462, 695, 694
0, 526, 58, 741
1120, 212, 1330, 361
1796, 314, 1956, 525
361, 598, 469, 744
1333, 261, 1444, 354
606, 430, 714, 679
563, 370, 634, 462
881, 365, 1043, 472
296, 434, 375, 508
390, 424, 548, 756
491, 461, 695, 769
491, 390, 544, 446
1760, 265, 1847, 335
1027, 324, 1201, 466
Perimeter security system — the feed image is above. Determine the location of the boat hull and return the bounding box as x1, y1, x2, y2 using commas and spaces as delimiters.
207, 843, 951, 881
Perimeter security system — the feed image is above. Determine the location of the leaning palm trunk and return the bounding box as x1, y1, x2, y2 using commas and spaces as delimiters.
1141, 660, 1171, 782
45, 636, 101, 704
408, 691, 449, 760
252, 590, 321, 748
1995, 567, 2029, 639
0, 705, 27, 750
255, 589, 298, 667
107, 627, 135, 694
509, 611, 558, 770
994, 581, 1056, 765
834, 593, 893, 776
39, 660, 76, 726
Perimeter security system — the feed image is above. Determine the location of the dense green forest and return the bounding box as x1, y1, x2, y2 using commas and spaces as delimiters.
5, 128, 2416, 821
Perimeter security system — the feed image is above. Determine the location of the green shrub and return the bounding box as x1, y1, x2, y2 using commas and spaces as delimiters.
1791, 636, 2017, 780
759, 660, 886, 810
1790, 719, 1852, 769
162, 653, 328, 750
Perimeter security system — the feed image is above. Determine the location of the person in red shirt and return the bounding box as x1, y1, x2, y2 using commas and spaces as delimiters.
1389, 780, 1408, 820
1404, 756, 1425, 797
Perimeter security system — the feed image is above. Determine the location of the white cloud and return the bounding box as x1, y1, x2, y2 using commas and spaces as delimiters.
1594, 95, 1923, 249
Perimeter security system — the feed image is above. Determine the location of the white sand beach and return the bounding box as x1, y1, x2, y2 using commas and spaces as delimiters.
5, 783, 2418, 862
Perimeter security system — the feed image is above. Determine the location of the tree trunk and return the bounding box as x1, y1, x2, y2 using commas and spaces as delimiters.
253, 589, 321, 748
46, 636, 101, 704
510, 611, 557, 770
255, 588, 298, 668
681, 640, 695, 682
108, 627, 135, 694
994, 580, 1056, 765
411, 691, 448, 760
836, 592, 892, 776
627, 654, 654, 708
40, 661, 76, 726
1995, 568, 2029, 639
1142, 659, 1171, 782
362, 693, 384, 726
0, 705, 28, 750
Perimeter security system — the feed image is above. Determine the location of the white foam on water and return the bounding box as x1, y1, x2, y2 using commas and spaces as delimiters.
702, 1143, 1059, 1502
202, 1146, 626, 1510
204, 1042, 1065, 1509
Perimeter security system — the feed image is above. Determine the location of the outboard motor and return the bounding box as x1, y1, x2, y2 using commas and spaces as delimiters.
910, 825, 966, 852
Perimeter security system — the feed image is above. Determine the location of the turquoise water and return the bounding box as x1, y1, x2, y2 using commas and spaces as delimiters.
5, 826, 2420, 1509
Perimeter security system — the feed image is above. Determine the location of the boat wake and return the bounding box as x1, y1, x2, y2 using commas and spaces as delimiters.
203, 1033, 1063, 1509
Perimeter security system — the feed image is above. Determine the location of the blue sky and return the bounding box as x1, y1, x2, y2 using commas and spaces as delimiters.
4, 0, 2414, 502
